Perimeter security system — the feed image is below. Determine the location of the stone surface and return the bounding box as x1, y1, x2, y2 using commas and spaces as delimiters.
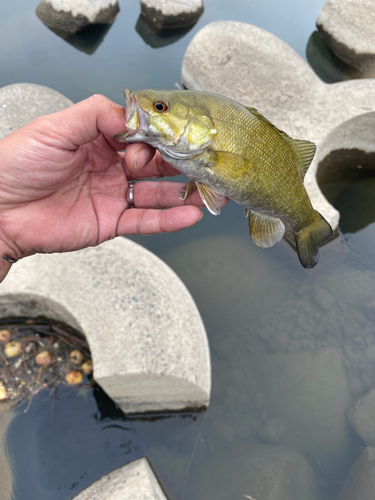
191, 444, 318, 500
316, 0, 375, 76
36, 0, 120, 34
73, 458, 168, 500
0, 83, 73, 140
181, 21, 375, 232
336, 447, 375, 500
0, 238, 211, 414
141, 0, 203, 29
249, 347, 351, 467
348, 389, 375, 447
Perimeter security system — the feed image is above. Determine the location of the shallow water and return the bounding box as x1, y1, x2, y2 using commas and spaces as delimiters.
1, 1, 375, 499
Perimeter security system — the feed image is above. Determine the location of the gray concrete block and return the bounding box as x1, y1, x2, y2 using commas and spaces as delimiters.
181, 21, 375, 233
0, 238, 211, 414
36, 0, 120, 34
348, 388, 375, 447
191, 444, 318, 500
337, 447, 375, 500
140, 0, 204, 29
73, 458, 168, 500
0, 83, 73, 140
317, 0, 375, 76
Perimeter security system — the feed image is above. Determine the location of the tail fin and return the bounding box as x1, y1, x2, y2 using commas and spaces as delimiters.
294, 211, 333, 269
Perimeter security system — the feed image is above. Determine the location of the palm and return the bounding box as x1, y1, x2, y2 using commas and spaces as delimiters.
0, 95, 204, 260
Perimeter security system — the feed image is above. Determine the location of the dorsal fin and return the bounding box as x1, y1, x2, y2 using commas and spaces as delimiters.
245, 106, 316, 178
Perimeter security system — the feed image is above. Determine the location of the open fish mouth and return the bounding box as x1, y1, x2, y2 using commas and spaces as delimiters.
123, 89, 150, 140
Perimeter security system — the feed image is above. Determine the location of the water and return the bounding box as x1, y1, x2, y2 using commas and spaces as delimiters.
1, 1, 375, 499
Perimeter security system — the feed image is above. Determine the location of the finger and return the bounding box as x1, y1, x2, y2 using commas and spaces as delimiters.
129, 181, 205, 208
124, 150, 183, 180
124, 143, 155, 173
36, 95, 127, 150
117, 206, 203, 235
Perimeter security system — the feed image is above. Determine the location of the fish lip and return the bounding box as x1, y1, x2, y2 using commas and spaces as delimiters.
123, 89, 150, 139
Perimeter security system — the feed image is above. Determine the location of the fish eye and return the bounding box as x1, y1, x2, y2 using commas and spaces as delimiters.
153, 100, 169, 112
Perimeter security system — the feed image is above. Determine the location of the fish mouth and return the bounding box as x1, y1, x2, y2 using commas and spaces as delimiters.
122, 89, 150, 141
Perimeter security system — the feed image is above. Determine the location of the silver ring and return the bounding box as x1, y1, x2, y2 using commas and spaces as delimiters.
128, 181, 135, 208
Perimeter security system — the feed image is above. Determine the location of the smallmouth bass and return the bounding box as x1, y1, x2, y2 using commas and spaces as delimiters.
115, 89, 333, 268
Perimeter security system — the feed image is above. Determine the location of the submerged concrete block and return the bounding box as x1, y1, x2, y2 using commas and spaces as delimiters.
36, 0, 120, 34
0, 83, 73, 140
73, 458, 168, 500
337, 447, 375, 500
0, 238, 211, 414
317, 0, 375, 77
181, 21, 375, 233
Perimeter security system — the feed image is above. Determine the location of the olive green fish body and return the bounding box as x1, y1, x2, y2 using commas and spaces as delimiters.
115, 89, 333, 268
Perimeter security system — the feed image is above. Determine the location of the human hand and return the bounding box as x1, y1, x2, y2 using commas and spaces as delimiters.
0, 94, 204, 281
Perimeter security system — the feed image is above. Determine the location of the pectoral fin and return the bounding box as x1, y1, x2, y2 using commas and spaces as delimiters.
196, 182, 226, 215
246, 209, 285, 248
179, 180, 197, 200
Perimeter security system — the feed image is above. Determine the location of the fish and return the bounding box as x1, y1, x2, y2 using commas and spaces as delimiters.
114, 89, 333, 268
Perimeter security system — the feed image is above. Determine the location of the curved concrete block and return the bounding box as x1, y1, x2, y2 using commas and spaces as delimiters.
181, 21, 375, 232
36, 0, 120, 34
317, 0, 375, 76
0, 238, 211, 414
0, 83, 73, 140
73, 458, 168, 500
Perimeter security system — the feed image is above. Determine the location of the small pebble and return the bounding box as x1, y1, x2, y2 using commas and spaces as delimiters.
82, 360, 93, 375
35, 351, 54, 366
0, 330, 11, 343
4, 341, 22, 357
65, 370, 83, 385
70, 350, 84, 364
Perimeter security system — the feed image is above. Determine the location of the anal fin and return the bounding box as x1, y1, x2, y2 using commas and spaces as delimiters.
196, 182, 226, 215
246, 209, 285, 248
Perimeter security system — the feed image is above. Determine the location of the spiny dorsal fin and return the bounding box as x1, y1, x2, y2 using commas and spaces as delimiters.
245, 209, 285, 248
245, 106, 316, 178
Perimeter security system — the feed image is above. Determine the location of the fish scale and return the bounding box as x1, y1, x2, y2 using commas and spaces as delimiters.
115, 89, 333, 268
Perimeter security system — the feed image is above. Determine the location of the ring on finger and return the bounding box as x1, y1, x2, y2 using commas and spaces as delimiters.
128, 181, 135, 208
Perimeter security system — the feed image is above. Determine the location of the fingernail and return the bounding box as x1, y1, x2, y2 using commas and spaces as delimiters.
199, 211, 203, 221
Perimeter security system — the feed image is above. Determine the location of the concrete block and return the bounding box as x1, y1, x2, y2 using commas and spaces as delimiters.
140, 0, 204, 29
181, 21, 375, 233
73, 458, 168, 500
0, 83, 73, 140
317, 0, 375, 76
337, 447, 375, 500
36, 0, 120, 34
0, 238, 211, 414
191, 444, 318, 500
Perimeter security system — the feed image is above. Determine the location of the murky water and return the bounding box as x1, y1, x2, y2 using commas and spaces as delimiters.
1, 0, 375, 499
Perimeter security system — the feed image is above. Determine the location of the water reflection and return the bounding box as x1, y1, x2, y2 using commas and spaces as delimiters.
135, 14, 197, 49
40, 22, 115, 55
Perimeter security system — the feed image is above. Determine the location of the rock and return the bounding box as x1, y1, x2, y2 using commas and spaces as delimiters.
36, 0, 120, 34
191, 444, 318, 500
73, 458, 168, 499
249, 347, 352, 468
0, 83, 73, 140
140, 0, 204, 29
181, 21, 375, 232
336, 447, 375, 500
348, 389, 375, 446
316, 0, 375, 77
0, 238, 211, 414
